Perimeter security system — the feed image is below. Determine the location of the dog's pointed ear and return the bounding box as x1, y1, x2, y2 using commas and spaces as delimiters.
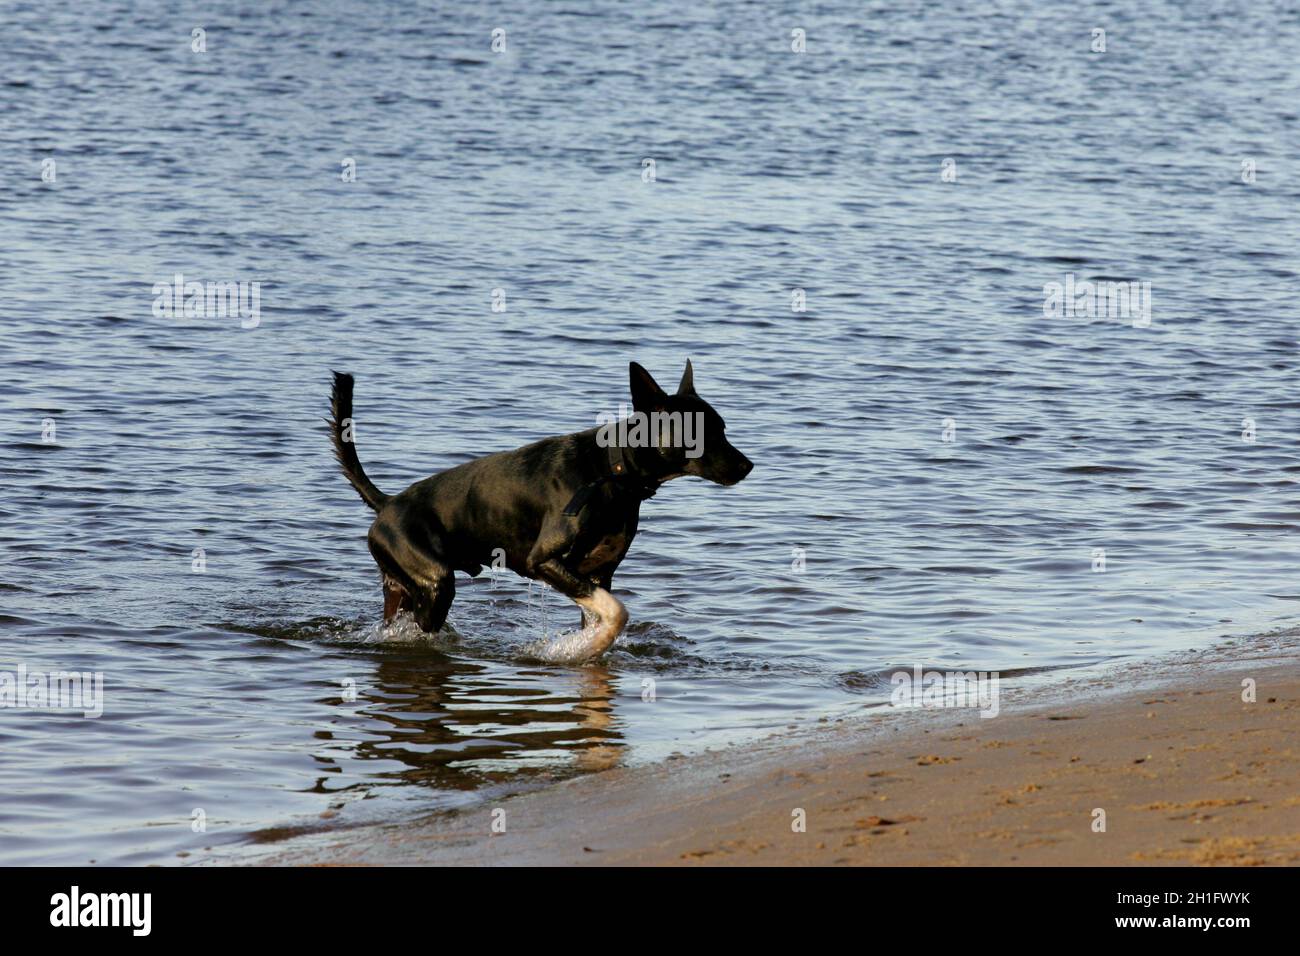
677, 358, 696, 396
629, 361, 668, 411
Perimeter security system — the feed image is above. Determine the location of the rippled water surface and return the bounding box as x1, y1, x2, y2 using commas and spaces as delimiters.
2, 1, 1299, 864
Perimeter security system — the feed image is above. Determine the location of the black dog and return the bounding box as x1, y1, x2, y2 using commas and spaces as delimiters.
329, 361, 753, 660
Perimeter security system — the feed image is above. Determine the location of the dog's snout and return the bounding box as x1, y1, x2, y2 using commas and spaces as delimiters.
727, 454, 753, 484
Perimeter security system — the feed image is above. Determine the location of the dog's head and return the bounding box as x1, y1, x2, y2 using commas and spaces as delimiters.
628, 360, 753, 486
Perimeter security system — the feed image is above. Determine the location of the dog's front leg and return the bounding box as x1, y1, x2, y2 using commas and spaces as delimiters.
578, 570, 614, 630
532, 558, 627, 661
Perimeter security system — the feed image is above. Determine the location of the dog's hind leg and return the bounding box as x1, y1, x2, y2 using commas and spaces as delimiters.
388, 550, 454, 635
370, 522, 456, 634
381, 576, 411, 621
408, 565, 455, 635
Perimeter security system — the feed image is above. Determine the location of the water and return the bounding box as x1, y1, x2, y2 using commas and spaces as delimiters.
2, 0, 1299, 865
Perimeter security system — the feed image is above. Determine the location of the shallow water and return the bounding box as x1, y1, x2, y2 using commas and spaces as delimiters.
2, 0, 1299, 864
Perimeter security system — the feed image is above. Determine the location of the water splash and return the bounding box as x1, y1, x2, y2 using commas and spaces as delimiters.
520, 624, 610, 664
357, 612, 460, 648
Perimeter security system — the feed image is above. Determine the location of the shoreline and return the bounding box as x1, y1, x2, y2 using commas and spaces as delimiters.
240, 630, 1300, 866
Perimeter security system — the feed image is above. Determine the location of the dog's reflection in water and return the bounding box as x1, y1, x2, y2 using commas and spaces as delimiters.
336, 653, 626, 794
570, 666, 620, 773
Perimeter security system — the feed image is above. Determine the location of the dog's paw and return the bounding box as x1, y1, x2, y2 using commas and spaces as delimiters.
526, 626, 612, 664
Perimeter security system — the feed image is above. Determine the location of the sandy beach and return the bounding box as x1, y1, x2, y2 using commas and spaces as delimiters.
250, 631, 1300, 867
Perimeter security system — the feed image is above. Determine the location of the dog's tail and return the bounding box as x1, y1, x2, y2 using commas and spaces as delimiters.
329, 371, 390, 511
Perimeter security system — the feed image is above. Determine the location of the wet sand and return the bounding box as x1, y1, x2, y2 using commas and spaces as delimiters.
252, 635, 1300, 866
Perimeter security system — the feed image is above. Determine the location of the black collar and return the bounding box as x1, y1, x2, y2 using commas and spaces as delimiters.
562, 444, 663, 517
